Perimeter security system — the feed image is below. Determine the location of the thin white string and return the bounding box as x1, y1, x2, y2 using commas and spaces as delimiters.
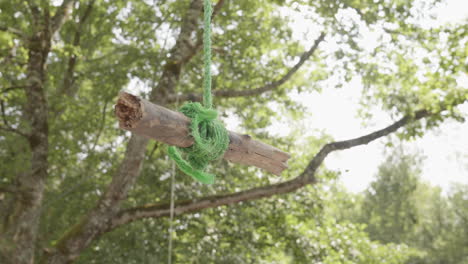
167, 74, 181, 264
167, 161, 176, 264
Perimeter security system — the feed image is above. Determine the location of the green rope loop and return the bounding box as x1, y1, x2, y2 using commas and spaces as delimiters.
168, 0, 229, 184
168, 103, 229, 184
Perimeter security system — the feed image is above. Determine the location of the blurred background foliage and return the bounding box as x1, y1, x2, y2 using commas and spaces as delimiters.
0, 0, 466, 262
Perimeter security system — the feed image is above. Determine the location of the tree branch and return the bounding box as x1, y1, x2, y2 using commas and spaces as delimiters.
60, 0, 95, 97
0, 100, 29, 138
0, 184, 18, 194
25, 0, 41, 24
108, 109, 430, 230
51, 0, 75, 34
175, 0, 227, 65
0, 125, 29, 138
150, 0, 226, 101
1, 86, 28, 94
89, 100, 107, 152
0, 26, 26, 39
168, 32, 326, 103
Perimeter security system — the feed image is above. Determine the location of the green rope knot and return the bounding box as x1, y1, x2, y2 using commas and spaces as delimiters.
168, 0, 225, 184
168, 102, 229, 184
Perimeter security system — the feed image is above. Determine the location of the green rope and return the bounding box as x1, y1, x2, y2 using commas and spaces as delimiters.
203, 0, 213, 109
167, 0, 229, 184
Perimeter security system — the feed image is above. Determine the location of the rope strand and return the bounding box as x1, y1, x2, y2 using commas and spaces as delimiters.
203, 0, 213, 109
167, 0, 229, 184
167, 161, 176, 264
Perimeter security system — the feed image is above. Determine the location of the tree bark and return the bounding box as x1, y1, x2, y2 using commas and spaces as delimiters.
0, 2, 76, 263
115, 92, 290, 175
1, 12, 51, 264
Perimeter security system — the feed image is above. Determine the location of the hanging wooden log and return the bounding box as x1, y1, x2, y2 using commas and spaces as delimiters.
114, 92, 290, 175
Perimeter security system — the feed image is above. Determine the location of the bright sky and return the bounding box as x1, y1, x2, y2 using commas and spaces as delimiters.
289, 83, 468, 193
281, 0, 468, 193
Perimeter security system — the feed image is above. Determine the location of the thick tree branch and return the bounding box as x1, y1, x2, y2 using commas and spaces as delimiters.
108, 109, 430, 229
168, 32, 326, 103
1, 6, 53, 262
25, 0, 41, 24
0, 184, 19, 194
177, 0, 226, 64
60, 0, 95, 97
51, 0, 75, 34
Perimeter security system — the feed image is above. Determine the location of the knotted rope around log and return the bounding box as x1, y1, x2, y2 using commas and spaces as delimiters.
167, 0, 229, 184
167, 103, 228, 184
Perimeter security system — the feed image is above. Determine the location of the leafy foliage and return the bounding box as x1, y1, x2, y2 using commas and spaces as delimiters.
0, 0, 466, 263
330, 148, 468, 264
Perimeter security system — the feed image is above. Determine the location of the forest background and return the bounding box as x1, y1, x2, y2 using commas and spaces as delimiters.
0, 0, 467, 263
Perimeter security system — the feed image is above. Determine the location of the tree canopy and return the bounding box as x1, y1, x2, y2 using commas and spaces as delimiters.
0, 0, 466, 263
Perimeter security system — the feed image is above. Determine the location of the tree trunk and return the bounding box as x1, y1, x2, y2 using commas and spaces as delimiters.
1, 22, 50, 264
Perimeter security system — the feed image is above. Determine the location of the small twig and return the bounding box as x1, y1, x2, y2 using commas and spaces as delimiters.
1, 85, 28, 93
90, 101, 108, 152
147, 142, 160, 160
0, 100, 29, 138
0, 25, 26, 39
1, 100, 10, 127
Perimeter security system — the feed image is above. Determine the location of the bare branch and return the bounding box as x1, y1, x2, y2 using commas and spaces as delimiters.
168, 32, 326, 103
108, 109, 430, 229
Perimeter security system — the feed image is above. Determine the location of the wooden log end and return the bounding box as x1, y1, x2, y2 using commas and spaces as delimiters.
115, 92, 143, 129
275, 150, 292, 162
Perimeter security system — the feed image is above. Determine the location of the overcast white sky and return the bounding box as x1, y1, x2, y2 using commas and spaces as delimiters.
289, 82, 468, 193
282, 0, 468, 193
